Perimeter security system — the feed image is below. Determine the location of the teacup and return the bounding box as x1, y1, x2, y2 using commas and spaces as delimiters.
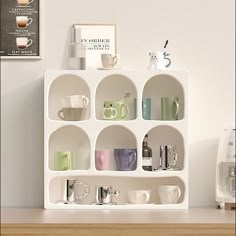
17, 0, 34, 6
101, 54, 120, 68
16, 16, 33, 28
103, 101, 128, 120
128, 190, 151, 204
61, 95, 89, 108
58, 108, 84, 121
158, 185, 181, 204
16, 37, 32, 50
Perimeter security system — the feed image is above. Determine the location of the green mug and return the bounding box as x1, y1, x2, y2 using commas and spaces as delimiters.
103, 101, 129, 120
54, 151, 73, 171
161, 97, 179, 120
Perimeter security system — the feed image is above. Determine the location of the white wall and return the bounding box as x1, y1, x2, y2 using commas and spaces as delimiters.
1, 0, 235, 207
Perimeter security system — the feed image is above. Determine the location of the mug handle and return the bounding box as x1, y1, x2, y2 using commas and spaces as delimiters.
174, 99, 179, 118
64, 153, 71, 170
164, 52, 171, 68
173, 187, 181, 203
27, 39, 33, 48
142, 191, 150, 203
82, 96, 89, 108
58, 110, 65, 120
28, 0, 34, 4
74, 180, 90, 201
27, 18, 33, 26
121, 104, 129, 119
112, 55, 118, 67
128, 151, 137, 169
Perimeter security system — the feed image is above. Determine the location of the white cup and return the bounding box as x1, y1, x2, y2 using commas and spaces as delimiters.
16, 16, 33, 28
61, 95, 89, 108
17, 0, 34, 6
16, 37, 33, 50
158, 185, 181, 204
101, 54, 120, 68
128, 190, 151, 204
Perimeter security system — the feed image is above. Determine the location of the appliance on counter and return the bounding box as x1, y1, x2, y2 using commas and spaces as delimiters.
68, 25, 86, 70
216, 125, 236, 210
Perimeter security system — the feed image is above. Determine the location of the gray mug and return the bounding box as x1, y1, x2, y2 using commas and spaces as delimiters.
58, 108, 84, 121
161, 97, 179, 120
114, 149, 137, 171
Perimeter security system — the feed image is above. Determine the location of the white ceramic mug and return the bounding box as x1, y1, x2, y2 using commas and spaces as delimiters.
17, 0, 34, 6
147, 51, 171, 70
101, 54, 120, 68
158, 185, 181, 204
61, 95, 89, 108
16, 16, 33, 28
128, 190, 151, 204
16, 37, 33, 50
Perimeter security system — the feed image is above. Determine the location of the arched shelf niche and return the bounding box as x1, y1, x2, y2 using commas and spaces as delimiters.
142, 74, 185, 120
48, 74, 90, 121
95, 74, 137, 120
48, 125, 90, 170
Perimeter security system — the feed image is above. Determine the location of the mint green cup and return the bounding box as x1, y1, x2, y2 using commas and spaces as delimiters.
103, 101, 129, 120
161, 97, 179, 120
54, 151, 73, 171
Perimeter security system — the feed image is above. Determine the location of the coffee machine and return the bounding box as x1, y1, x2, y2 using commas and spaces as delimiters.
216, 125, 235, 210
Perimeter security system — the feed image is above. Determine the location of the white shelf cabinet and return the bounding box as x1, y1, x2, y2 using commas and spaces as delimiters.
44, 70, 188, 209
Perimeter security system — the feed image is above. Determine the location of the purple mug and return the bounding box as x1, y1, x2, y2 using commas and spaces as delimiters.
114, 149, 137, 171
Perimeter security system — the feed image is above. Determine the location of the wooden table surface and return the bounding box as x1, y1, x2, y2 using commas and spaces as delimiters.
1, 207, 235, 236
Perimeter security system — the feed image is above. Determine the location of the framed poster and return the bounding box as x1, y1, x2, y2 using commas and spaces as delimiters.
73, 24, 116, 68
0, 0, 41, 59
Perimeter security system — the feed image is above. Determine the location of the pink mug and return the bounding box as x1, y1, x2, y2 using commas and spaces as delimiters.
95, 150, 110, 170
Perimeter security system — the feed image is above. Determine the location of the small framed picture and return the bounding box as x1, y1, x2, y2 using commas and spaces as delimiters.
73, 24, 116, 68
0, 0, 42, 59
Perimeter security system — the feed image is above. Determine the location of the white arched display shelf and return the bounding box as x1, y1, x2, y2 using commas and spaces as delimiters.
44, 70, 188, 210
48, 74, 90, 121
95, 74, 137, 120
142, 74, 185, 120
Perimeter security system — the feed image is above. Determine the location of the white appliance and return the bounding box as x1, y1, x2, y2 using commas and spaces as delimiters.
216, 125, 236, 209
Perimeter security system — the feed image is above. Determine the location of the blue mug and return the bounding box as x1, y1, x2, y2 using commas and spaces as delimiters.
114, 149, 137, 171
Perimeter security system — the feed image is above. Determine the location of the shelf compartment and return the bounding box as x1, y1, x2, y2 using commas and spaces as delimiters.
143, 125, 185, 171
142, 74, 185, 120
48, 74, 90, 121
95, 125, 137, 171
48, 125, 90, 171
48, 176, 186, 207
95, 74, 137, 120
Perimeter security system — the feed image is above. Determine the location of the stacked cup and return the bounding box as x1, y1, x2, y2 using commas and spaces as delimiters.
58, 95, 89, 121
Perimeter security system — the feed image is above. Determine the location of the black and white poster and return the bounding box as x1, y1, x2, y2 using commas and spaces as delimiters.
0, 0, 41, 59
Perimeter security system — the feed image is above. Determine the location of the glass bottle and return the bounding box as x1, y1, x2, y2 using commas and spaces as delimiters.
226, 166, 236, 197
142, 134, 152, 171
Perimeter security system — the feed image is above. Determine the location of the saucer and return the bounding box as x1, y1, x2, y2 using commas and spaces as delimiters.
97, 66, 121, 70
125, 203, 154, 205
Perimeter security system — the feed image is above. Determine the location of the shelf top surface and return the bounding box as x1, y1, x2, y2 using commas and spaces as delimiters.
1, 207, 235, 224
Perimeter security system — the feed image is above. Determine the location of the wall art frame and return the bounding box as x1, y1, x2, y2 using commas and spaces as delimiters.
0, 0, 42, 59
72, 24, 116, 68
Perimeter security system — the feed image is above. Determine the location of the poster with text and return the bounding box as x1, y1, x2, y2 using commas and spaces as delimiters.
0, 0, 41, 59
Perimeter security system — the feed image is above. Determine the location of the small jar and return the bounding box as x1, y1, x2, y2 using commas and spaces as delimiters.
226, 166, 236, 197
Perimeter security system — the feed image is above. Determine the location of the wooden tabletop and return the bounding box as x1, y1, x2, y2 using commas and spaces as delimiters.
1, 207, 235, 236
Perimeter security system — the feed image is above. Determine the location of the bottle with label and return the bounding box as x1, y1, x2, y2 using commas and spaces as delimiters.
142, 134, 152, 171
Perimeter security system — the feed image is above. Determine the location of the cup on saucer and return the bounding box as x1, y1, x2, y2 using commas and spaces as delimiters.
101, 53, 120, 69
